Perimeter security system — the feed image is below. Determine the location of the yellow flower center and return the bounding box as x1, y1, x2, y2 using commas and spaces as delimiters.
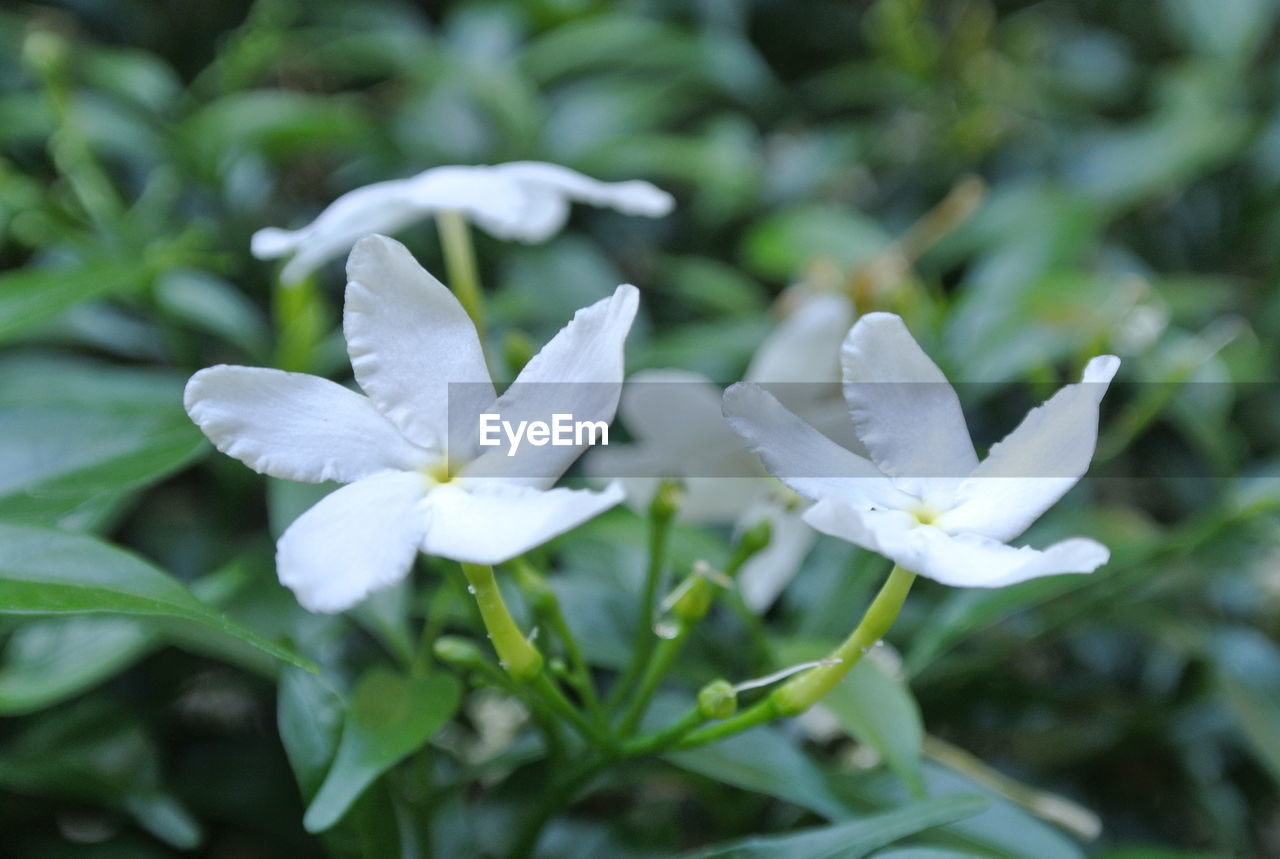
420, 460, 455, 487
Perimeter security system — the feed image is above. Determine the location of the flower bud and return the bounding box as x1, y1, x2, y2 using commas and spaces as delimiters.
433, 635, 488, 670
22, 29, 69, 81
697, 679, 737, 720
738, 518, 773, 556
650, 479, 682, 522
670, 570, 714, 624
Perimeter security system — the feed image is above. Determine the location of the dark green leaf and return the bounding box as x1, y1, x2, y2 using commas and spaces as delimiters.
687, 794, 988, 858
304, 668, 462, 832
0, 523, 312, 670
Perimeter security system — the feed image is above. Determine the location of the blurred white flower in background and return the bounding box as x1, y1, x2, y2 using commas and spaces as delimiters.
186, 235, 636, 612
725, 312, 1118, 588
251, 161, 674, 284
588, 289, 855, 610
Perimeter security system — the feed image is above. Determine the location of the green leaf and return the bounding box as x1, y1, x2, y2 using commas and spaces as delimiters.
304, 668, 462, 832
154, 268, 271, 359
1213, 627, 1280, 784
278, 666, 346, 801
665, 722, 852, 820
0, 355, 207, 528
741, 203, 891, 280
778, 640, 926, 797
0, 257, 152, 344
0, 616, 156, 715
0, 699, 203, 849
0, 523, 312, 671
687, 794, 988, 858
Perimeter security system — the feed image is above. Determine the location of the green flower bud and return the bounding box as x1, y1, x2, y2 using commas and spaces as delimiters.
650, 479, 682, 521
433, 635, 488, 669
697, 679, 738, 720
671, 572, 714, 624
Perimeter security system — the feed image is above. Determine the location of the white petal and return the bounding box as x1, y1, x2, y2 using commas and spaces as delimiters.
936, 355, 1120, 541
344, 235, 496, 457
841, 313, 978, 484
804, 498, 1109, 588
184, 365, 428, 483
252, 167, 534, 284
420, 481, 625, 564
252, 178, 432, 284
736, 503, 817, 611
722, 383, 913, 510
493, 161, 675, 218
277, 471, 428, 613
617, 369, 734, 452
745, 292, 854, 384
473, 184, 571, 243
462, 285, 639, 487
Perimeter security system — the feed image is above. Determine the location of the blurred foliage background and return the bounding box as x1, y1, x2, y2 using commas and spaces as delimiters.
2, 0, 1280, 856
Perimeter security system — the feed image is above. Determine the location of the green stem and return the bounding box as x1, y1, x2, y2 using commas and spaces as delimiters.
677, 565, 916, 748
436, 209, 485, 339
609, 489, 677, 708
529, 673, 607, 745
511, 558, 605, 725
272, 272, 324, 372
619, 704, 706, 757
617, 623, 692, 736
412, 577, 458, 675
460, 563, 543, 682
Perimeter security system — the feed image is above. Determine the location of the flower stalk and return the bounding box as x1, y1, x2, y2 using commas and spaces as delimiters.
436, 209, 486, 339
511, 558, 604, 724
675, 565, 916, 748
460, 562, 543, 682
617, 570, 714, 736
609, 481, 680, 708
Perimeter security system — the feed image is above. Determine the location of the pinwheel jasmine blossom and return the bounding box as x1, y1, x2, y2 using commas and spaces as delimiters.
185, 235, 636, 613
588, 290, 856, 609
724, 312, 1119, 589
252, 161, 674, 284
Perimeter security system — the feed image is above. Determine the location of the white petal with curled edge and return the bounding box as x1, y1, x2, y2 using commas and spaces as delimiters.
184, 365, 429, 483
841, 313, 978, 483
494, 161, 675, 218
722, 382, 913, 510
462, 284, 639, 488
420, 481, 625, 564
936, 355, 1120, 542
736, 502, 817, 611
253, 178, 430, 284
344, 235, 496, 458
277, 470, 428, 613
804, 497, 1110, 588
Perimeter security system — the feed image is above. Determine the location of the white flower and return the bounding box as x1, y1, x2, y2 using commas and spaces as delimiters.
587, 290, 855, 609
185, 235, 637, 613
251, 161, 674, 284
724, 312, 1119, 588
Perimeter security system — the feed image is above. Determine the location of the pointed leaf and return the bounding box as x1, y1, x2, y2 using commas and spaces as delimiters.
687, 794, 988, 858
0, 523, 313, 671
304, 668, 462, 832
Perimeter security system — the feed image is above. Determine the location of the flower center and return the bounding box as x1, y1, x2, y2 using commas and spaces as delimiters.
419, 460, 455, 487
905, 504, 940, 526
